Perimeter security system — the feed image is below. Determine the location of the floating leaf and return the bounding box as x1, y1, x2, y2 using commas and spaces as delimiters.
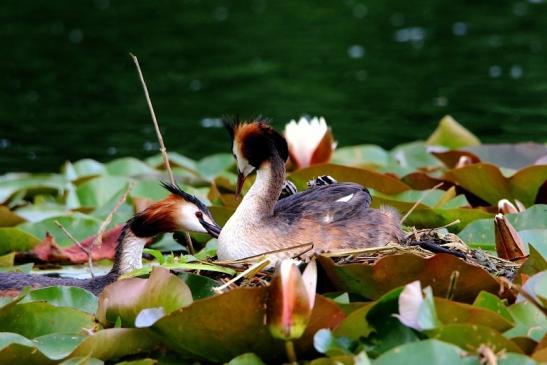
374, 339, 474, 365
504, 302, 547, 342
153, 288, 345, 363
70, 159, 106, 179
227, 353, 266, 365
196, 153, 234, 180
0, 206, 25, 227
435, 297, 513, 332
431, 323, 522, 353
21, 286, 98, 314
333, 303, 374, 340
332, 145, 389, 168
473, 291, 514, 323
0, 173, 69, 204
466, 143, 547, 170
0, 301, 95, 338
76, 176, 130, 208
388, 141, 444, 173
19, 213, 104, 247
444, 164, 547, 206
289, 164, 410, 195
318, 253, 507, 302
426, 115, 481, 149
0, 227, 41, 254
313, 328, 354, 356
105, 158, 157, 177
97, 267, 193, 327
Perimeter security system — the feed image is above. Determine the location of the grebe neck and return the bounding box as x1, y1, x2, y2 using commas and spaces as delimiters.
234, 152, 286, 222
109, 224, 148, 276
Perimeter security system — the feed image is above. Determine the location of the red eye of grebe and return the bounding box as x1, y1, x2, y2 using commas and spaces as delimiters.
195, 211, 203, 219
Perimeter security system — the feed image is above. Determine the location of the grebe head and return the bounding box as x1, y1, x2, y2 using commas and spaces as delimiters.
224, 117, 288, 195
129, 182, 221, 238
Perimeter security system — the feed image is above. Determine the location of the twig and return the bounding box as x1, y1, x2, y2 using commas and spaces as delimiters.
130, 52, 194, 253
54, 220, 95, 279
215, 242, 314, 265
499, 277, 547, 316
130, 53, 175, 185
400, 182, 444, 224
92, 183, 133, 248
214, 257, 271, 292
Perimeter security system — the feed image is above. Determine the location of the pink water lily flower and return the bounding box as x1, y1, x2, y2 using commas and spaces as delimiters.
284, 117, 336, 169
266, 259, 317, 341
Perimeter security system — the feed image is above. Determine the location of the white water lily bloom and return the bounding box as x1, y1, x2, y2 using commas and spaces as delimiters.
284, 116, 336, 169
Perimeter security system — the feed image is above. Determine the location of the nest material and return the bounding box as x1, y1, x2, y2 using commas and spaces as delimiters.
190, 228, 520, 290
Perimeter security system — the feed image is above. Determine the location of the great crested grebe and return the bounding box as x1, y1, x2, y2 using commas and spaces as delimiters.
217, 119, 403, 261
0, 183, 221, 295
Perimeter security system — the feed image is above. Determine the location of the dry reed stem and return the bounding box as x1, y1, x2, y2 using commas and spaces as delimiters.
92, 183, 133, 248
54, 220, 95, 278
130, 53, 194, 253
400, 182, 444, 224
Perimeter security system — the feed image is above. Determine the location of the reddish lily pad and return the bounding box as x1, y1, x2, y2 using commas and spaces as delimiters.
318, 253, 509, 303
289, 164, 410, 195
97, 267, 193, 327
152, 287, 345, 363
444, 164, 547, 206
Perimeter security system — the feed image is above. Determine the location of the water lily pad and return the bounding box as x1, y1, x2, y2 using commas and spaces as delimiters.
20, 286, 98, 314
19, 213, 103, 247
426, 115, 481, 149
152, 288, 345, 363
458, 205, 547, 249
196, 153, 234, 180
0, 301, 96, 338
374, 339, 475, 365
289, 164, 410, 195
388, 141, 444, 173
434, 297, 513, 332
0, 173, 71, 204
504, 302, 547, 342
332, 145, 389, 168
70, 159, 107, 179
444, 164, 547, 206
105, 158, 158, 177
0, 206, 25, 227
473, 291, 513, 323
431, 323, 522, 353
0, 227, 41, 254
466, 143, 547, 170
76, 176, 130, 208
97, 267, 192, 327
318, 253, 507, 302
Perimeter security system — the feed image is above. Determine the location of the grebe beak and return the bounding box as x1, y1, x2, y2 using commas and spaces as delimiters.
198, 216, 222, 238
235, 170, 246, 198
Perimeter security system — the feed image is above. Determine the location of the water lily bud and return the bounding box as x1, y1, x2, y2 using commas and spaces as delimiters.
266, 259, 316, 340
494, 213, 526, 261
284, 116, 336, 169
497, 199, 519, 214
454, 155, 473, 168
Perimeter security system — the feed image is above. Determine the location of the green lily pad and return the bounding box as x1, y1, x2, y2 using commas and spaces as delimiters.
504, 302, 547, 342
0, 252, 15, 267
76, 176, 130, 208
458, 205, 547, 249
227, 353, 266, 365
473, 291, 514, 323
196, 153, 234, 180
0, 227, 41, 254
18, 213, 103, 247
0, 173, 69, 204
465, 143, 547, 170
318, 253, 506, 303
14, 203, 70, 223
289, 164, 410, 195
70, 159, 107, 179
331, 145, 389, 168
388, 141, 444, 174
105, 158, 158, 177
333, 303, 374, 340
130, 180, 170, 201
0, 301, 96, 338
59, 356, 104, 365
21, 286, 98, 314
374, 339, 476, 365
426, 115, 481, 149
145, 152, 197, 172
431, 323, 522, 353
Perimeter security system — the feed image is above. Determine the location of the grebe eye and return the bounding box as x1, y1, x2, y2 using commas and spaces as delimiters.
195, 211, 203, 219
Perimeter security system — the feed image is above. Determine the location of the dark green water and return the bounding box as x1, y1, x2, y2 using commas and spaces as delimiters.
1, 0, 547, 172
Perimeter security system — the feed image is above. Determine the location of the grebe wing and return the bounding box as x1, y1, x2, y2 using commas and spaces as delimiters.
274, 183, 371, 223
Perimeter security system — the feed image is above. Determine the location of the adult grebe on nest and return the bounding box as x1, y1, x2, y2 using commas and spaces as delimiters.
0, 183, 221, 295
217, 118, 403, 262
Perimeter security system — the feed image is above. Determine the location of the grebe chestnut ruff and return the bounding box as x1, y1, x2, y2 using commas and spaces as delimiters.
0, 183, 221, 295
217, 119, 403, 261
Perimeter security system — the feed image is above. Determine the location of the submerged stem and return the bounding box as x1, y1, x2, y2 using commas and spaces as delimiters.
285, 340, 297, 364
